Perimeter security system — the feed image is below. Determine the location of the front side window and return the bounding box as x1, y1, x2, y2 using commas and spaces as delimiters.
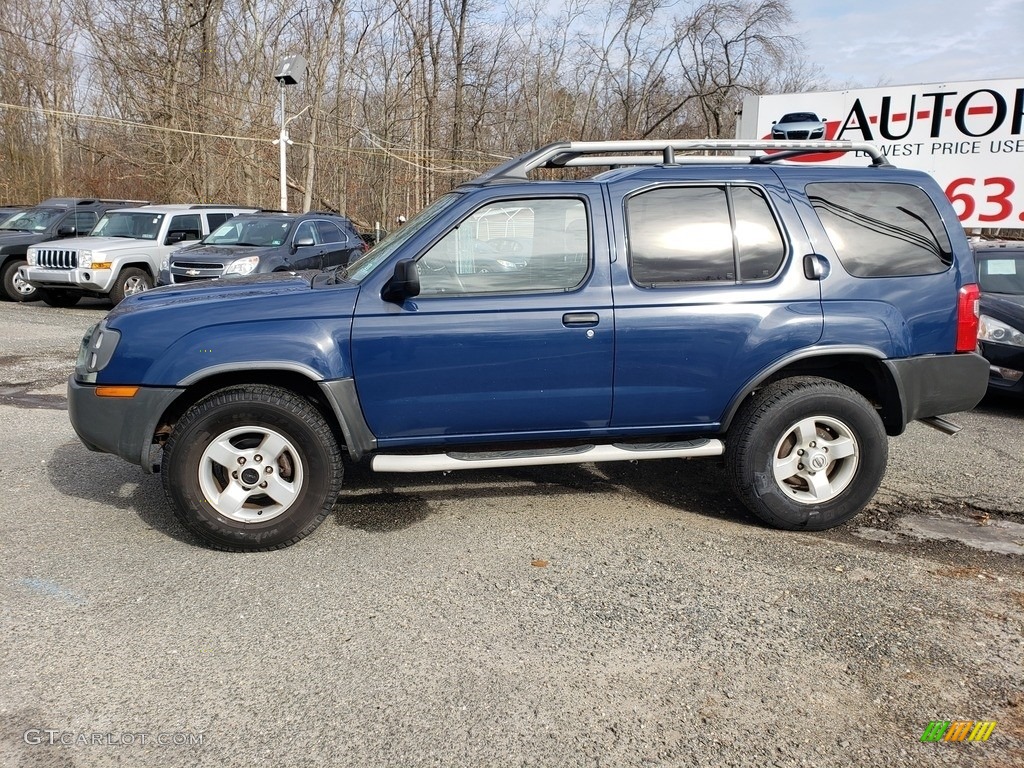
71, 211, 98, 235
294, 220, 318, 245
416, 198, 589, 296
627, 185, 785, 285
806, 182, 953, 277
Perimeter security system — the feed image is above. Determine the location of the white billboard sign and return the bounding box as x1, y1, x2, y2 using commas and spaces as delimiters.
738, 78, 1024, 229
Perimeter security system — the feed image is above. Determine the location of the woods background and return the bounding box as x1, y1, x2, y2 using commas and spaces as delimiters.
0, 0, 826, 229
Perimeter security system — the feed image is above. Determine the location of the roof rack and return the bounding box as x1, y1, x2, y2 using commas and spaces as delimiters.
467, 139, 890, 185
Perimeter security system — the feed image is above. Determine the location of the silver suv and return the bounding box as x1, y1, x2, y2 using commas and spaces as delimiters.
22, 204, 256, 306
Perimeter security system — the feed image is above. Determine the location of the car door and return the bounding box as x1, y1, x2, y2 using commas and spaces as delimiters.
314, 220, 349, 268
289, 220, 325, 270
350, 193, 614, 446
608, 168, 824, 431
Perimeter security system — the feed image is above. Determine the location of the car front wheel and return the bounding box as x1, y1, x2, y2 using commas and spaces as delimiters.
725, 377, 887, 531
109, 267, 152, 305
161, 385, 344, 551
1, 259, 37, 302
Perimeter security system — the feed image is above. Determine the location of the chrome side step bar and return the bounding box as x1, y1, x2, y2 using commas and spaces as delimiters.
918, 415, 962, 435
371, 439, 724, 473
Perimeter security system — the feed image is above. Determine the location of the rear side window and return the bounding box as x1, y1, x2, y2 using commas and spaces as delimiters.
206, 212, 234, 231
315, 220, 346, 244
626, 185, 785, 285
167, 214, 202, 242
806, 182, 953, 277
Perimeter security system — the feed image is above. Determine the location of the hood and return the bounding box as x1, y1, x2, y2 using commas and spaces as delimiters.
0, 231, 45, 249
108, 271, 321, 321
35, 235, 159, 252
98, 271, 361, 386
980, 292, 1024, 328
170, 243, 276, 262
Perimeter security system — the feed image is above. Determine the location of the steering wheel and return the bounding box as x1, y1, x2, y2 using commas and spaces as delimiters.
485, 238, 524, 255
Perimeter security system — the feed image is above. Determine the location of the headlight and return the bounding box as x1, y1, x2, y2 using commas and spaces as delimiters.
27, 250, 37, 266
979, 314, 1024, 347
159, 258, 169, 271
224, 255, 261, 276
79, 250, 94, 267
75, 321, 121, 382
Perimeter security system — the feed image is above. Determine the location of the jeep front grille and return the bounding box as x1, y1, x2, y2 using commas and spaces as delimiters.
35, 249, 79, 269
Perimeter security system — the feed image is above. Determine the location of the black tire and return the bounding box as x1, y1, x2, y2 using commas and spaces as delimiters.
1, 258, 37, 302
161, 385, 344, 551
38, 288, 82, 307
109, 267, 152, 305
725, 376, 887, 531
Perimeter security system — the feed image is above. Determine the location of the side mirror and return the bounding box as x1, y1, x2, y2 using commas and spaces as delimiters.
57, 225, 76, 237
294, 236, 315, 250
382, 259, 420, 304
165, 231, 188, 244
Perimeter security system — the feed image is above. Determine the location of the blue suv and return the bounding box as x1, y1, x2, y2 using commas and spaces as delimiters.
68, 140, 989, 550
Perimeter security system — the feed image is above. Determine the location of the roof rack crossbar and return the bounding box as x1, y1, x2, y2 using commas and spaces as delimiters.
467, 139, 890, 184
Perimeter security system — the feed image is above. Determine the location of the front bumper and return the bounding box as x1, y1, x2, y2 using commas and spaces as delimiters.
21, 266, 113, 292
979, 340, 1024, 396
68, 377, 183, 472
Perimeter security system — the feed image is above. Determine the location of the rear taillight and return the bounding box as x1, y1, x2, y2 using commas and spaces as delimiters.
956, 283, 980, 352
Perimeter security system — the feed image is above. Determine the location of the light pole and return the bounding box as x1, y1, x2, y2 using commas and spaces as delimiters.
273, 55, 307, 212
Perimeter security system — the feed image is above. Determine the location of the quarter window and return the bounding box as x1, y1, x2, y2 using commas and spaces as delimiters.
806, 182, 953, 277
417, 198, 589, 296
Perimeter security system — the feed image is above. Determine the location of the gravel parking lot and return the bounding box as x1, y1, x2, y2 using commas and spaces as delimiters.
0, 299, 1021, 768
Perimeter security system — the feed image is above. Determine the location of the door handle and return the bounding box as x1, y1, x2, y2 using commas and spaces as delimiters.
803, 253, 831, 280
562, 312, 600, 327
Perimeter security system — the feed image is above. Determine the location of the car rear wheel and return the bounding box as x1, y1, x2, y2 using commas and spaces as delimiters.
161, 385, 344, 551
725, 377, 887, 531
1, 259, 37, 302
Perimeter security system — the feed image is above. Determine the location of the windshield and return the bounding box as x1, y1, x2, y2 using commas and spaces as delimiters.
91, 211, 165, 240
345, 193, 463, 282
780, 113, 819, 123
206, 218, 291, 247
0, 208, 63, 232
978, 253, 1024, 295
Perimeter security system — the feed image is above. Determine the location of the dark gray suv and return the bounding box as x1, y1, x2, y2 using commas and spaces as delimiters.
0, 197, 146, 301
158, 212, 366, 286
